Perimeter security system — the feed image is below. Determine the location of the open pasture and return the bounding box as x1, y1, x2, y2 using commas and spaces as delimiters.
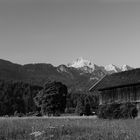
0, 116, 140, 140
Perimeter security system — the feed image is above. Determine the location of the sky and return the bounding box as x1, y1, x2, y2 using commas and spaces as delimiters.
0, 0, 140, 67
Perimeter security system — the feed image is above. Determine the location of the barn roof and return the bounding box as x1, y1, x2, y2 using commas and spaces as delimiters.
89, 68, 140, 91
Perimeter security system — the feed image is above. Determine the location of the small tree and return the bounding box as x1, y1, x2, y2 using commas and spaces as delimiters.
84, 103, 91, 116
75, 97, 84, 116
83, 96, 92, 116
34, 81, 67, 116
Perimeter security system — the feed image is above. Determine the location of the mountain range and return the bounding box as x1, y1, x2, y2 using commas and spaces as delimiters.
68, 57, 133, 73
0, 58, 133, 93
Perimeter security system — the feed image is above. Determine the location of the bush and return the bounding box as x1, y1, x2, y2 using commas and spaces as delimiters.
65, 107, 75, 114
75, 98, 84, 116
98, 102, 138, 119
84, 103, 92, 116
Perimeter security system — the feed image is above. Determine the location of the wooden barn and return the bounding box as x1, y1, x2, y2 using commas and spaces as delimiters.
89, 68, 140, 116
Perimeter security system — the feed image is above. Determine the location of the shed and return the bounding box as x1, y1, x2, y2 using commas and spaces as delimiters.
89, 68, 140, 116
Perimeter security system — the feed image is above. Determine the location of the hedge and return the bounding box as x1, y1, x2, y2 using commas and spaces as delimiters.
98, 102, 138, 119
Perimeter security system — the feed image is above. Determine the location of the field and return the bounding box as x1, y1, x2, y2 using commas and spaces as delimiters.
0, 116, 140, 140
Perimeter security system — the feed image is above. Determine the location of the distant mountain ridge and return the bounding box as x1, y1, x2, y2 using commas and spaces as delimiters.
0, 58, 134, 92
68, 57, 133, 73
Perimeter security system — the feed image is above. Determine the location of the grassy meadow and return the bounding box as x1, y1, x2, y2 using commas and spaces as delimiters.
0, 116, 140, 140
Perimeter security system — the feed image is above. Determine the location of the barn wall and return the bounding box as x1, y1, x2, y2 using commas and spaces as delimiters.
100, 84, 140, 105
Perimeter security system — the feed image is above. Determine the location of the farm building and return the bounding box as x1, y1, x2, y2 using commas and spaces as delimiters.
89, 68, 140, 117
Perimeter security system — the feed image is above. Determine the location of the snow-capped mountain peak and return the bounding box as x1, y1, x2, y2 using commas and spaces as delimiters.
68, 57, 96, 69
120, 64, 133, 71
105, 64, 133, 73
68, 57, 133, 74
57, 65, 68, 73
105, 64, 121, 72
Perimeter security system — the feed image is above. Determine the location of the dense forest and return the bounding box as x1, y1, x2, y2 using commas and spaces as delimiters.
0, 80, 98, 116
0, 80, 42, 116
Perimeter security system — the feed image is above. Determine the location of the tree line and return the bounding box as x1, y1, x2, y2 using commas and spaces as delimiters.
0, 80, 98, 116
0, 80, 42, 116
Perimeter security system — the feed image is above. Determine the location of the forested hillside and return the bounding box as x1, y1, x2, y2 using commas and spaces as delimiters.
0, 59, 104, 92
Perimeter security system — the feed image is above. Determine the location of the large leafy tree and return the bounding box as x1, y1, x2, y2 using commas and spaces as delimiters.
34, 81, 67, 116
74, 92, 97, 116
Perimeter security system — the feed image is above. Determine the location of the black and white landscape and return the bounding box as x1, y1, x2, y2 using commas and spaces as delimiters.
1, 0, 140, 139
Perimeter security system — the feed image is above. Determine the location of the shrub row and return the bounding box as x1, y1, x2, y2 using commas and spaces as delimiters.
98, 102, 138, 119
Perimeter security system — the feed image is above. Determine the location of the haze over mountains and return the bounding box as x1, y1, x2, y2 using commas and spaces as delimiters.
0, 58, 133, 92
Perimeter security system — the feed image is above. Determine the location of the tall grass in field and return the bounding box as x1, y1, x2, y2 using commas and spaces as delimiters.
0, 116, 140, 140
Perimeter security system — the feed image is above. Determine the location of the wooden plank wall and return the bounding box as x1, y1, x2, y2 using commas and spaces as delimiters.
100, 85, 140, 105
